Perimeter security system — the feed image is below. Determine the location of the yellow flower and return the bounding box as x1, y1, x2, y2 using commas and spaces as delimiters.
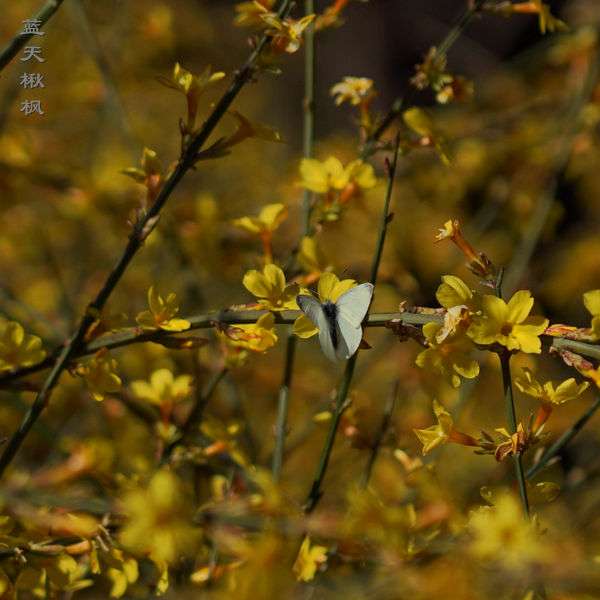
413, 400, 453, 455
232, 203, 287, 262
234, 0, 275, 27
130, 369, 192, 409
436, 275, 474, 310
403, 108, 450, 165
416, 322, 480, 388
299, 156, 376, 195
514, 368, 588, 406
0, 319, 46, 372
297, 236, 331, 284
467, 291, 548, 353
219, 312, 278, 353
293, 272, 356, 339
403, 107, 436, 139
261, 13, 315, 54
330, 76, 374, 106
232, 203, 287, 235
243, 263, 299, 310
103, 549, 139, 599
74, 351, 121, 401
583, 289, 600, 340
468, 493, 548, 570
510, 0, 568, 34
119, 470, 200, 565
136, 286, 191, 332
292, 536, 328, 582
159, 63, 225, 132
121, 147, 162, 185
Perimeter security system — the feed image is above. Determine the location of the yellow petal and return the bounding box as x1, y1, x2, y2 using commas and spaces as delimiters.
584, 290, 600, 317
317, 272, 338, 301
324, 156, 347, 189
403, 107, 434, 137
293, 314, 318, 338
481, 295, 509, 326
437, 275, 472, 309
243, 270, 270, 298
263, 263, 286, 293
300, 158, 328, 193
506, 290, 534, 324
148, 286, 162, 315
232, 216, 262, 234
258, 203, 287, 230
161, 318, 191, 332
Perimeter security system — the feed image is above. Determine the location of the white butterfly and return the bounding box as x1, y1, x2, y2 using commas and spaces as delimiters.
296, 283, 374, 362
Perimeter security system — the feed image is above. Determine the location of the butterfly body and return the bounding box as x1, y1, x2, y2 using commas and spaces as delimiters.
321, 301, 338, 350
297, 283, 374, 362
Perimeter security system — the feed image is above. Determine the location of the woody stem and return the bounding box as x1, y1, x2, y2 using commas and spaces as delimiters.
499, 350, 530, 518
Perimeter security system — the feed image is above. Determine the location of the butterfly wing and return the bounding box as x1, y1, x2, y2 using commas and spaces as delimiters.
335, 283, 374, 327
335, 314, 363, 360
333, 283, 374, 360
297, 294, 338, 362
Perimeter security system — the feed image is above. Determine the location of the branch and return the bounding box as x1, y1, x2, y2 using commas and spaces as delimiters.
272, 0, 316, 480
0, 0, 66, 73
303, 134, 402, 514
362, 0, 486, 155
0, 0, 294, 480
2, 311, 600, 385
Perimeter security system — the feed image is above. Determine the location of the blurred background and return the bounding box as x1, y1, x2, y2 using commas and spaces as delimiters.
1, 0, 600, 596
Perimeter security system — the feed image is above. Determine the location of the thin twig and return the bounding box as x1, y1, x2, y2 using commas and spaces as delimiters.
499, 350, 530, 517
526, 394, 600, 481
272, 334, 297, 479
162, 367, 229, 462
304, 134, 402, 514
361, 0, 485, 156
361, 379, 398, 487
2, 309, 600, 387
272, 0, 316, 480
0, 0, 66, 73
495, 273, 530, 517
0, 0, 294, 480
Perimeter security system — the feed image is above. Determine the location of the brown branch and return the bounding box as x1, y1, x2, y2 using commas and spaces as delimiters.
0, 0, 66, 73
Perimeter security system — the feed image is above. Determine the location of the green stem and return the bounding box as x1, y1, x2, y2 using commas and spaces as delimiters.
499, 350, 530, 518
0, 0, 66, 73
272, 333, 296, 479
162, 367, 228, 462
0, 0, 294, 481
526, 394, 600, 480
304, 135, 402, 513
272, 0, 316, 480
304, 356, 357, 513
2, 311, 599, 386
301, 0, 316, 236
